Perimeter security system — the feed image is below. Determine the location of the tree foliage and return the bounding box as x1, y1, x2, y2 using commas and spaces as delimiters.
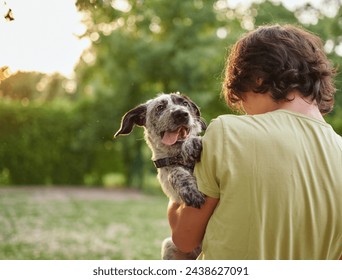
0, 72, 68, 102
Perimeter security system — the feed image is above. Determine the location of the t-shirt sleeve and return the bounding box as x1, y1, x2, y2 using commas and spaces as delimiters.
194, 117, 223, 199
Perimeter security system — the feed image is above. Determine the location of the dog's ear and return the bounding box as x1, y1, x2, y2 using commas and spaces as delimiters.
199, 118, 207, 132
178, 94, 207, 132
181, 95, 202, 117
114, 104, 147, 138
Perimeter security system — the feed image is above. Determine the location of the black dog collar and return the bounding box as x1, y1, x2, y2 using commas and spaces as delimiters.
153, 155, 194, 170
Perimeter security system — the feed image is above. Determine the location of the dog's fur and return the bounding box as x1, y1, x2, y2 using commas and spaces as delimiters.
114, 93, 206, 259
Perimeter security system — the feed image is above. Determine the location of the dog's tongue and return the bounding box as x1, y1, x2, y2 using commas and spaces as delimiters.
162, 127, 188, 146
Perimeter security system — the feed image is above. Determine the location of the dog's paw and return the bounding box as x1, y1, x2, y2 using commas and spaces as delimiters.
182, 137, 202, 162
182, 190, 206, 209
161, 237, 200, 260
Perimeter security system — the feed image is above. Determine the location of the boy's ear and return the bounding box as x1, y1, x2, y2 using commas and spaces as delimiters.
114, 104, 147, 138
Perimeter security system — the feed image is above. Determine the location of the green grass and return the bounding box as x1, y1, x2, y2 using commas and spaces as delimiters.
0, 188, 170, 260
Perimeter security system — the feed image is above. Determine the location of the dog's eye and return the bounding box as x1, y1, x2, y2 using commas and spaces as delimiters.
156, 104, 165, 114
182, 101, 190, 107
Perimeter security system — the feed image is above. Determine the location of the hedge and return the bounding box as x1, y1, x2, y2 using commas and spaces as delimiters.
0, 99, 127, 186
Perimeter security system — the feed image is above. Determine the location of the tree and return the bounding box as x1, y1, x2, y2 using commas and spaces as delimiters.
0, 71, 71, 103
0, 72, 44, 101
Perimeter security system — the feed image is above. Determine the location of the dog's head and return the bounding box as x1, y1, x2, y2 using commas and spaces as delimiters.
114, 93, 206, 147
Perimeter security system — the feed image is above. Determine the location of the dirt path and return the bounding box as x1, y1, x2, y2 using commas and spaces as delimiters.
0, 186, 151, 201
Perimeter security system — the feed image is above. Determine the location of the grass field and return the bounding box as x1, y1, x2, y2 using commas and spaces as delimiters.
0, 187, 170, 260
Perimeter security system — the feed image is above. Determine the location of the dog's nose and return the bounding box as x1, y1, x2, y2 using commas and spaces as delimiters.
172, 110, 189, 124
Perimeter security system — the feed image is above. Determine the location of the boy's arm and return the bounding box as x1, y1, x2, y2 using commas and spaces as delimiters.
167, 196, 219, 253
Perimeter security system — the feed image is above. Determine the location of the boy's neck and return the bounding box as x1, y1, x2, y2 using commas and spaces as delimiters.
278, 90, 325, 122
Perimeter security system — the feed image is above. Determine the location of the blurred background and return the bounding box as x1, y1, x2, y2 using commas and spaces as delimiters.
0, 0, 342, 190
0, 0, 342, 259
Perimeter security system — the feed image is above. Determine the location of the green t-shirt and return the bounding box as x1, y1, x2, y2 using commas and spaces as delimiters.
194, 110, 342, 259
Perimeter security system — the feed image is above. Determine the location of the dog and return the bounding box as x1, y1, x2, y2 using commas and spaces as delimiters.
114, 92, 207, 259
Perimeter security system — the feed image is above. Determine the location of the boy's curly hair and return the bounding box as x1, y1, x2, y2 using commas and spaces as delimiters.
223, 24, 336, 114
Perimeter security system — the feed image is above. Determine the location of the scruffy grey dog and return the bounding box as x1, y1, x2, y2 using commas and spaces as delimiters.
114, 92, 206, 259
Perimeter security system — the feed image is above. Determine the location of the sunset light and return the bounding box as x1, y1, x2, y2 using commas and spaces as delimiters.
0, 0, 90, 77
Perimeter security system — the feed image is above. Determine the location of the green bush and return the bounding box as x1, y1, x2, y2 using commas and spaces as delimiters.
0, 100, 125, 186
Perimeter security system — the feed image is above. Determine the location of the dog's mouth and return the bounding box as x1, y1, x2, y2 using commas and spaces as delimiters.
161, 126, 190, 146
